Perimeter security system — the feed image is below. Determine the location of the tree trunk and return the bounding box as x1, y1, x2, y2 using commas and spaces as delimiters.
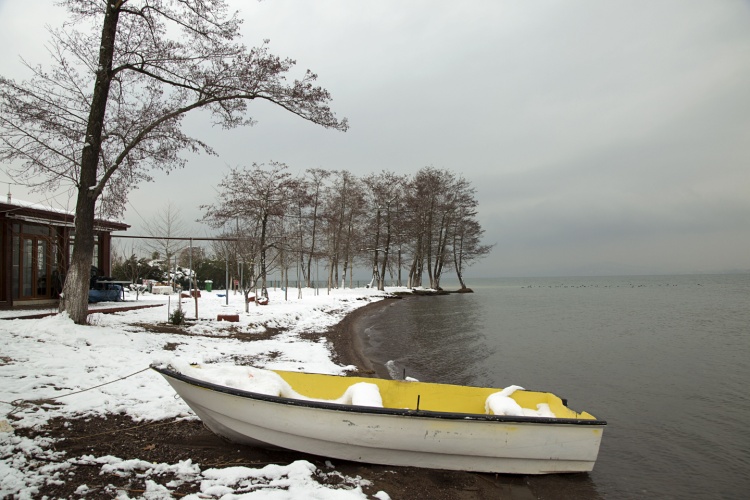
59, 3, 121, 324
306, 188, 320, 287
259, 212, 269, 297
454, 251, 468, 290
452, 227, 467, 289
61, 196, 97, 323
378, 207, 391, 291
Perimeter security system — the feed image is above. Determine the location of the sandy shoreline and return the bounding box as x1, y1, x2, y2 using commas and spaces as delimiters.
335, 296, 400, 378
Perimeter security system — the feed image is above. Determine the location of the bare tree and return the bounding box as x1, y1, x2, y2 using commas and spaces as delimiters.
362, 171, 407, 290
206, 225, 257, 311
322, 170, 366, 288
294, 168, 330, 287
142, 201, 186, 270
405, 167, 464, 289
406, 168, 443, 287
0, 0, 347, 323
452, 210, 493, 290
201, 162, 297, 299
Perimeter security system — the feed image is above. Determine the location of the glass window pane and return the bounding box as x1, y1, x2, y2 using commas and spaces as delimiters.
37, 240, 47, 296
23, 239, 32, 296
23, 224, 50, 236
12, 235, 19, 299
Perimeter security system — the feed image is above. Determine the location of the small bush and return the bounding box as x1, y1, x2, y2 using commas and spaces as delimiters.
169, 307, 185, 326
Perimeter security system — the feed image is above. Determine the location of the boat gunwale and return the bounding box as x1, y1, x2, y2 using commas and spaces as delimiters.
152, 365, 607, 426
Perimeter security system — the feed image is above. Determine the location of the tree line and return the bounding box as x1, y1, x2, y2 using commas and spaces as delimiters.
198, 163, 492, 296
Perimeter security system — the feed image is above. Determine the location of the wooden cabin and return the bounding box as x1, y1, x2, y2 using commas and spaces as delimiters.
0, 198, 129, 309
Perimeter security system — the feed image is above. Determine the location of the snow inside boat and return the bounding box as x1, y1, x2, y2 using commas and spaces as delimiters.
152, 363, 606, 475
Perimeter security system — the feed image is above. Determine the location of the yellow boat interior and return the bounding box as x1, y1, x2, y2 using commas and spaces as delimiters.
274, 370, 598, 421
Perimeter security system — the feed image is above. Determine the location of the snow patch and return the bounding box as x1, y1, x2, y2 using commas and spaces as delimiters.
485, 386, 557, 418
167, 362, 384, 407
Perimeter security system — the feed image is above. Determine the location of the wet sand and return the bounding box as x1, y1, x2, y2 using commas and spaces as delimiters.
329, 296, 399, 378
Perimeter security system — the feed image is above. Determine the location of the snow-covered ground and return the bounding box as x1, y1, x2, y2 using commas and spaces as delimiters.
1, 286, 404, 499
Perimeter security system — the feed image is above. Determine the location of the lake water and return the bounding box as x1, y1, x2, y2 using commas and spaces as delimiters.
361, 274, 750, 499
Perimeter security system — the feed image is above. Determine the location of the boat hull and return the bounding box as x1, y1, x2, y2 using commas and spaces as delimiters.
155, 367, 605, 475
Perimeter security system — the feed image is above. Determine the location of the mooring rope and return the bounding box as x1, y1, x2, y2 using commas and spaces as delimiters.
1, 366, 152, 416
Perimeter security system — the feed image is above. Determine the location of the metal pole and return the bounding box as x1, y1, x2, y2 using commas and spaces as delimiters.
225, 254, 229, 306
190, 238, 197, 318
297, 253, 302, 299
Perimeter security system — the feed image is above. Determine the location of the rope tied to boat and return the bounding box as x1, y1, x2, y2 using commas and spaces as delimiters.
1, 366, 152, 417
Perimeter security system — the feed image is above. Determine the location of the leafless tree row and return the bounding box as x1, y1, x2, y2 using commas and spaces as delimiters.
200, 163, 493, 295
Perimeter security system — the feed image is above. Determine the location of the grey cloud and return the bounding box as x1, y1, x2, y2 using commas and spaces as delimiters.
2, 0, 749, 277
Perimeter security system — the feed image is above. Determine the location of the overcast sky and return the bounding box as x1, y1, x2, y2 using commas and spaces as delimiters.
1, 0, 749, 277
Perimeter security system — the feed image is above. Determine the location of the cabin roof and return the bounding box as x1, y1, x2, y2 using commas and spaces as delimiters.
0, 198, 129, 232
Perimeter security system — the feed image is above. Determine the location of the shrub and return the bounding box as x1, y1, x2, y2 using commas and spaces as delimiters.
169, 307, 185, 326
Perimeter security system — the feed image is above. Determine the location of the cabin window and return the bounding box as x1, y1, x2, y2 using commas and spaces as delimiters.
12, 223, 55, 300
68, 234, 99, 269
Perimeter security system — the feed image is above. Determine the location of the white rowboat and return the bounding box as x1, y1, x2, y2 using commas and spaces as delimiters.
152, 364, 606, 475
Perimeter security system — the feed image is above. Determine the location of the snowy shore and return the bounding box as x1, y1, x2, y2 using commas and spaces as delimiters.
0, 286, 404, 499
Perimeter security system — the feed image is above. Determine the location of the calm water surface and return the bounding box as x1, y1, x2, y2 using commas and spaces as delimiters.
361, 274, 750, 499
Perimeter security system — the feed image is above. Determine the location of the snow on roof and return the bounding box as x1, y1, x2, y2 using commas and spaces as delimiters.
2, 197, 74, 215
0, 197, 128, 228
